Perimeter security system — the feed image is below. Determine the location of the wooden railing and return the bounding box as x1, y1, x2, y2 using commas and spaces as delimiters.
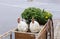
0, 27, 17, 39
0, 30, 12, 39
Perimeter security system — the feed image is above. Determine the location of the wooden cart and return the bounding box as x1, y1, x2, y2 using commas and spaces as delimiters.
0, 19, 54, 39
14, 19, 54, 39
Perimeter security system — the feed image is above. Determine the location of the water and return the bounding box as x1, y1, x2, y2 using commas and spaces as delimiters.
0, 0, 60, 36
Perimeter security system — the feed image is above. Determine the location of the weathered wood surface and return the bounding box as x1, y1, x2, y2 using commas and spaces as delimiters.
15, 32, 35, 39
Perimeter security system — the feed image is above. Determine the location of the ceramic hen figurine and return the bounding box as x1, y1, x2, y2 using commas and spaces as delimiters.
17, 17, 28, 32
30, 17, 40, 33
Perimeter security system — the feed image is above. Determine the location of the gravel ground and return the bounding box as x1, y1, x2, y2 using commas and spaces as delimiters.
53, 19, 60, 39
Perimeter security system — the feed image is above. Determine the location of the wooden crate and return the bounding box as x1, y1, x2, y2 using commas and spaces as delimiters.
14, 19, 54, 39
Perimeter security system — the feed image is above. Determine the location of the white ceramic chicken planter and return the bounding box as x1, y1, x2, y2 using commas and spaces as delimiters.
30, 17, 40, 33
17, 17, 28, 32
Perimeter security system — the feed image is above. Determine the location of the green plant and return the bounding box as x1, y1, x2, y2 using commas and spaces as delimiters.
21, 7, 52, 25
40, 9, 52, 25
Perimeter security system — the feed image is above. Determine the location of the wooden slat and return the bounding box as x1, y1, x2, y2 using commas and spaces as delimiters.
38, 26, 47, 39
15, 32, 35, 39
50, 20, 54, 39
37, 19, 51, 39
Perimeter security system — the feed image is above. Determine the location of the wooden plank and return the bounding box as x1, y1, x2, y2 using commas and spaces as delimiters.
37, 19, 51, 39
38, 27, 47, 39
50, 20, 54, 39
15, 32, 35, 39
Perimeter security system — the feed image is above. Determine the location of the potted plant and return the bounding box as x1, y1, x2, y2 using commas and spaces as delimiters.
21, 7, 52, 25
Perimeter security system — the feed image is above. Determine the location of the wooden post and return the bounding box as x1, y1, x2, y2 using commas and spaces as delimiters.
46, 19, 51, 39
50, 20, 54, 39
10, 33, 12, 39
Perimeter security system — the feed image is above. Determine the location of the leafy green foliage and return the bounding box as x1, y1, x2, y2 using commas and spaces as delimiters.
21, 7, 52, 25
